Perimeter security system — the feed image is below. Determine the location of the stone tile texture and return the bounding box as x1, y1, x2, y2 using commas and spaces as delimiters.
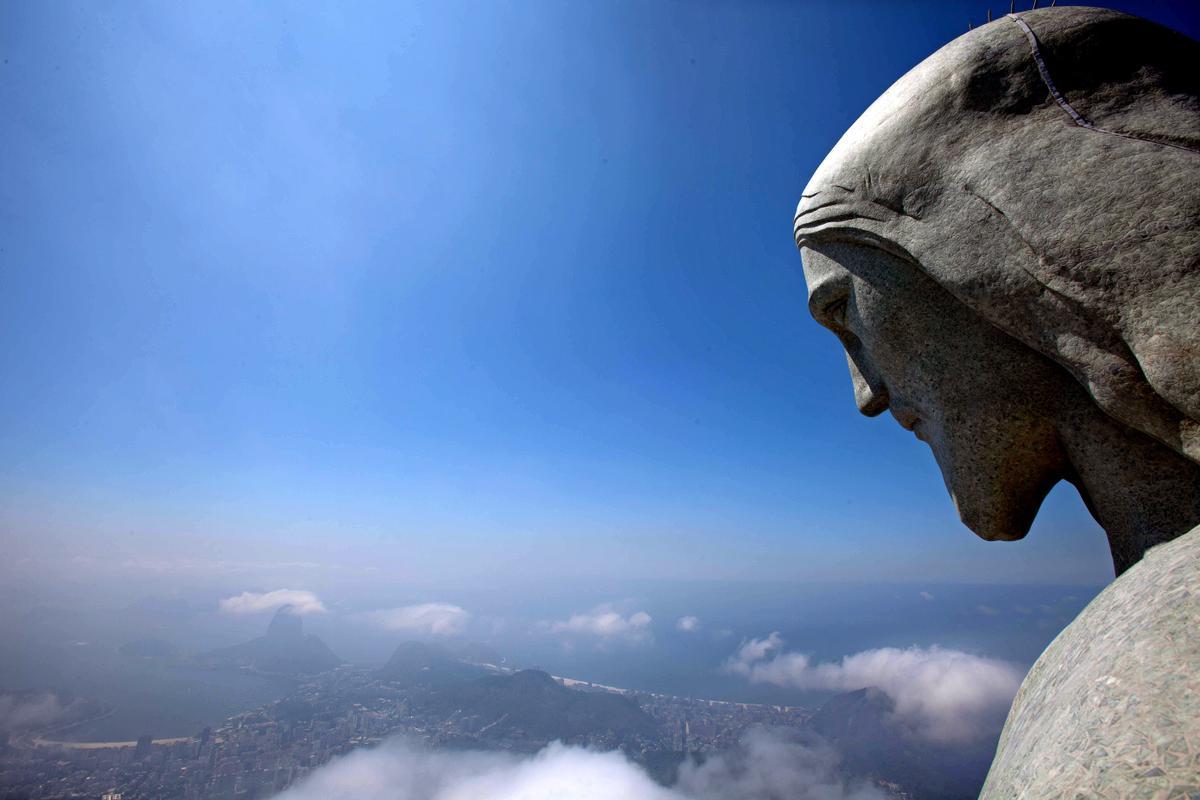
981, 526, 1200, 798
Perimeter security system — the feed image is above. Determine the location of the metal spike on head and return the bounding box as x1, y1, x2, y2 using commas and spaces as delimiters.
987, 9, 992, 22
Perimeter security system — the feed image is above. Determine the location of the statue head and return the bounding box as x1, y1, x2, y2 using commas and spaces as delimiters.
795, 8, 1200, 567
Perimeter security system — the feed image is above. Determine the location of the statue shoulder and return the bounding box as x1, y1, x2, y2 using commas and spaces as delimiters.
981, 525, 1200, 798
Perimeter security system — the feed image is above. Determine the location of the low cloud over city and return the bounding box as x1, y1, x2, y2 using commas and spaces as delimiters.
545, 604, 654, 642
273, 732, 884, 800
0, 693, 71, 734
724, 635, 1022, 743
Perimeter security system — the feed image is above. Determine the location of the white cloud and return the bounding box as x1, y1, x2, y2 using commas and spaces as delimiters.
725, 631, 784, 669
919, 591, 934, 601
676, 616, 701, 632
365, 603, 470, 636
0, 692, 70, 733
272, 739, 673, 800
272, 733, 881, 800
218, 589, 327, 616
677, 729, 885, 800
724, 634, 1022, 743
546, 605, 652, 641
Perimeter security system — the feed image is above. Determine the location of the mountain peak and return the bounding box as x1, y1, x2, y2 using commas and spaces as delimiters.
266, 605, 304, 640
201, 606, 341, 675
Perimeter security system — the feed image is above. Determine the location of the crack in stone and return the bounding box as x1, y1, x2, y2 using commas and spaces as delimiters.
1007, 13, 1200, 155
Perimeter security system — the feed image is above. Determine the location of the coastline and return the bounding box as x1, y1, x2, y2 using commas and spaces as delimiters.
31, 736, 193, 750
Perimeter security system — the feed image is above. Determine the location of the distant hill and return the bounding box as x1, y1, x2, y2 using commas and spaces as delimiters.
200, 607, 341, 675
414, 669, 663, 751
376, 641, 491, 686
807, 688, 995, 800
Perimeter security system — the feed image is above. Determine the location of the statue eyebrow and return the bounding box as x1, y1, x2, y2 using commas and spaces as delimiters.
794, 199, 844, 222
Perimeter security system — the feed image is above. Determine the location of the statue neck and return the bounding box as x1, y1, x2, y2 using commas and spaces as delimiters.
1057, 405, 1200, 576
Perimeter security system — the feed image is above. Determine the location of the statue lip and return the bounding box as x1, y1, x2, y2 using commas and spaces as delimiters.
893, 409, 926, 441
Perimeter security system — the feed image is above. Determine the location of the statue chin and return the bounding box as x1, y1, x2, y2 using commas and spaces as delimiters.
927, 428, 1059, 544
957, 502, 1034, 543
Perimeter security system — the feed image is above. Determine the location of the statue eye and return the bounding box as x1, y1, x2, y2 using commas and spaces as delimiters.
806, 272, 853, 331
822, 297, 849, 327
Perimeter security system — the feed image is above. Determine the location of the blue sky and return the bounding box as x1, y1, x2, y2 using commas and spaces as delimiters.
3, 0, 1198, 591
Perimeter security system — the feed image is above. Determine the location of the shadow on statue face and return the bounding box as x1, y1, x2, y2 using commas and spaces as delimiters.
800, 240, 1078, 542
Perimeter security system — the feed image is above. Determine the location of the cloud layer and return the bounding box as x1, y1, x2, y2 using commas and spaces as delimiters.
724, 635, 1022, 743
546, 605, 653, 641
677, 729, 884, 800
218, 589, 327, 616
364, 603, 470, 636
272, 733, 882, 800
0, 692, 70, 733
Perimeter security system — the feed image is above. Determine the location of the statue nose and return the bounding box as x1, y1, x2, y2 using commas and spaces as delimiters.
847, 350, 890, 416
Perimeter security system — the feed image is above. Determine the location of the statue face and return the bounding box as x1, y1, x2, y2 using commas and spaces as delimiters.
800, 241, 1072, 542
